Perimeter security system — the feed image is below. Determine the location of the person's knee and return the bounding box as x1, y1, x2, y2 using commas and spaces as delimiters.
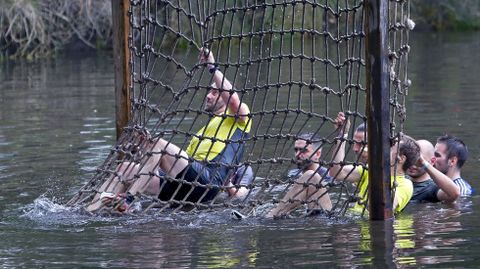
143, 176, 161, 196
118, 161, 139, 169
156, 138, 181, 151
116, 162, 140, 177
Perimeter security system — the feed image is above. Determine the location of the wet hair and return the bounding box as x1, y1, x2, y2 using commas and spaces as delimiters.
437, 134, 468, 168
354, 123, 367, 140
355, 123, 366, 133
297, 132, 323, 152
398, 134, 420, 171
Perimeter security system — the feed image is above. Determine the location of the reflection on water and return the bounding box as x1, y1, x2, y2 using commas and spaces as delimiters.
1, 33, 480, 267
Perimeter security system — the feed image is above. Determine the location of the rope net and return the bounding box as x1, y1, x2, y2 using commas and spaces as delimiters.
69, 0, 413, 218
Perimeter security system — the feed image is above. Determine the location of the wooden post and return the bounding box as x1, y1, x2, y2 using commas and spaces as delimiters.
364, 0, 393, 220
112, 0, 131, 141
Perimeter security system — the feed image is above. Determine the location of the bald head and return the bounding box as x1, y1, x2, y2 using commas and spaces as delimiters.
417, 139, 435, 160
406, 139, 434, 179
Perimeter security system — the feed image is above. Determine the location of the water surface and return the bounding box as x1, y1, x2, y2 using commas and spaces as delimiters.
1, 32, 480, 268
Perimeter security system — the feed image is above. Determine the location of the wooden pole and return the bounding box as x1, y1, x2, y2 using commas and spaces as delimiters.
364, 0, 393, 220
112, 0, 131, 141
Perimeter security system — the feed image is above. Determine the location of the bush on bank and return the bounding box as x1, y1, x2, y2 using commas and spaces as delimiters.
1, 0, 478, 60
0, 0, 112, 60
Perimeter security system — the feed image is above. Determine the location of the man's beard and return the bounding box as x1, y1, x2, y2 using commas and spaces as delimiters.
296, 159, 313, 169
436, 165, 448, 174
204, 102, 215, 112
204, 105, 213, 112
409, 170, 426, 179
205, 101, 221, 113
358, 155, 368, 164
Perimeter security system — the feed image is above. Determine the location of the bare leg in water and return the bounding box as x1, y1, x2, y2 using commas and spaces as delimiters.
86, 137, 190, 212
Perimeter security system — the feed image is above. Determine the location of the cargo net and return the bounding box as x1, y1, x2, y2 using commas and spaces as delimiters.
68, 0, 413, 218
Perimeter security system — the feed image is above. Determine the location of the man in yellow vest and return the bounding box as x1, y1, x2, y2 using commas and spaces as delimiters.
329, 112, 416, 215
87, 48, 252, 212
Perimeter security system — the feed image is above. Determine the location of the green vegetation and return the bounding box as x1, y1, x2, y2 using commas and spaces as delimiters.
411, 0, 480, 31
0, 0, 112, 60
1, 0, 478, 60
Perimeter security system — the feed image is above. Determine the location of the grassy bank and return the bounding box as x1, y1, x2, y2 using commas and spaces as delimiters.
411, 0, 480, 31
1, 0, 478, 60
0, 0, 112, 60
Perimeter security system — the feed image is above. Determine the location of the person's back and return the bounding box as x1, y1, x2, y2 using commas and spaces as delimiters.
351, 166, 413, 214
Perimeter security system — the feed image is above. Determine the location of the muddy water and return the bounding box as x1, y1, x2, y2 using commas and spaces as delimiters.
0, 32, 479, 268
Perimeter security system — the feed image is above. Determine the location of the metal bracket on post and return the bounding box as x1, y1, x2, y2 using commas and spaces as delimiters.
365, 0, 393, 220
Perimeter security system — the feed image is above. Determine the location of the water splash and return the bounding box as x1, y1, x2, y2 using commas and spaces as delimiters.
21, 196, 95, 227
20, 196, 170, 229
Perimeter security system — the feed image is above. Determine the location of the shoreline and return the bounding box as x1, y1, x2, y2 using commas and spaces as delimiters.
1, 0, 478, 61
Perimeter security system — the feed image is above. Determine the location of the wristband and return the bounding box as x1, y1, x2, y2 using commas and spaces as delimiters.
421, 162, 430, 170
209, 65, 218, 74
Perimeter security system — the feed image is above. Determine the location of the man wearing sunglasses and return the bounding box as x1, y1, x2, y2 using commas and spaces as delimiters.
266, 132, 333, 217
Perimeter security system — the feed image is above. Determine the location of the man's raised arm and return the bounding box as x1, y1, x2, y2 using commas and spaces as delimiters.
200, 48, 249, 123
330, 112, 361, 183
418, 156, 460, 202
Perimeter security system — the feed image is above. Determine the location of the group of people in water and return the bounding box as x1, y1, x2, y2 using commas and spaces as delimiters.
268, 115, 473, 217
85, 48, 473, 217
